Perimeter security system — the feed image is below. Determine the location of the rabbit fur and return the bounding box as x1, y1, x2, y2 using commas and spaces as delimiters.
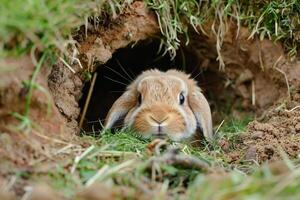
104, 69, 213, 141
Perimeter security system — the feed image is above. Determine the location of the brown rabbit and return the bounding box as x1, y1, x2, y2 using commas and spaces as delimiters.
104, 69, 213, 141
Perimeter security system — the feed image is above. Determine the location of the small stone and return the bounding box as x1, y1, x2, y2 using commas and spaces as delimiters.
218, 138, 230, 152
251, 131, 264, 139
295, 123, 300, 132
245, 145, 257, 160
227, 152, 240, 163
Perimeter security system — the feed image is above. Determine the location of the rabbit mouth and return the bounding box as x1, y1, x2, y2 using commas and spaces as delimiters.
152, 132, 167, 139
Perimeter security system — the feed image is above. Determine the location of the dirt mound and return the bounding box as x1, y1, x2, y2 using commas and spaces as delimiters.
243, 109, 300, 163
0, 56, 75, 170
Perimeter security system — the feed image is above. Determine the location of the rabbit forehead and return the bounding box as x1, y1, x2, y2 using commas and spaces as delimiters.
137, 75, 187, 93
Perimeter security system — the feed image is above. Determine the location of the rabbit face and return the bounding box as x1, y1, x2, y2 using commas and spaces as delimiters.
124, 75, 197, 141
104, 69, 213, 141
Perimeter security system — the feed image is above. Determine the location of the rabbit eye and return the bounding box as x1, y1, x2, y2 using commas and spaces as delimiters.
179, 92, 185, 105
138, 93, 142, 105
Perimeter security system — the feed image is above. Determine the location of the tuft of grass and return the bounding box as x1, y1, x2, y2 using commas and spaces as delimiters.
217, 115, 253, 139
0, 0, 113, 57
11, 51, 48, 132
3, 0, 298, 60
100, 129, 150, 152
146, 0, 300, 60
187, 160, 300, 200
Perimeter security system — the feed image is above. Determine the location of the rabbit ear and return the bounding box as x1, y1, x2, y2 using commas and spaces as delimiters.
188, 90, 213, 139
104, 91, 136, 129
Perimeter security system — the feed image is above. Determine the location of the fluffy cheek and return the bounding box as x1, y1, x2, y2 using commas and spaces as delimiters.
130, 110, 153, 137
167, 108, 197, 141
124, 107, 152, 137
165, 114, 187, 141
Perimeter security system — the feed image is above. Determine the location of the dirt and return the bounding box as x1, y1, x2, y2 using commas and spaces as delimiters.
186, 22, 300, 113
0, 56, 76, 170
243, 109, 300, 163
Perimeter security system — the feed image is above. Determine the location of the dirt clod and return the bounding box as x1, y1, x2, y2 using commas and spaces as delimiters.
218, 138, 230, 152
250, 131, 264, 140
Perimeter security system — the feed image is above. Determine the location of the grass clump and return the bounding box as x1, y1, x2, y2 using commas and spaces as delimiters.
2, 0, 298, 59
100, 129, 150, 152
187, 161, 300, 200
0, 0, 113, 57
146, 0, 300, 61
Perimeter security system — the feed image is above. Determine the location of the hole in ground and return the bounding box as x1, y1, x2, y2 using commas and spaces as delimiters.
79, 39, 251, 134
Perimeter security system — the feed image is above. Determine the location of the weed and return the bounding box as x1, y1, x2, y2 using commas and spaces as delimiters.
11, 51, 48, 132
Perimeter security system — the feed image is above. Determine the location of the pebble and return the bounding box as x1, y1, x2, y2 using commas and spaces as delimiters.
245, 145, 257, 160
251, 131, 264, 139
295, 123, 300, 132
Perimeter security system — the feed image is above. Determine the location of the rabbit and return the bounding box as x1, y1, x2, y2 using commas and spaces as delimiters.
104, 69, 213, 141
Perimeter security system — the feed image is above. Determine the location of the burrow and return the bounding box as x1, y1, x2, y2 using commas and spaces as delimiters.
2, 1, 298, 165
47, 3, 300, 162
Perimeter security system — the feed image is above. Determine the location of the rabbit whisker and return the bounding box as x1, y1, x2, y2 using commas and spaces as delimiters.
115, 59, 134, 81
110, 90, 125, 93
192, 69, 203, 80
104, 76, 128, 86
189, 65, 198, 76
104, 65, 131, 83
126, 67, 136, 79
86, 119, 105, 124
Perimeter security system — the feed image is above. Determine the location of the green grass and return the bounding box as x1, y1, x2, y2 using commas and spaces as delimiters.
0, 0, 113, 57
23, 117, 300, 199
146, 0, 300, 62
187, 163, 300, 200
1, 0, 299, 58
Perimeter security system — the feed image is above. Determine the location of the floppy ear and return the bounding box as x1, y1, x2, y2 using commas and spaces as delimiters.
188, 90, 213, 139
104, 91, 136, 129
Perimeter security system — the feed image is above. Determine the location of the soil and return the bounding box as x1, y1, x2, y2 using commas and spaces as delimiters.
0, 56, 75, 169
184, 21, 300, 164
243, 109, 300, 163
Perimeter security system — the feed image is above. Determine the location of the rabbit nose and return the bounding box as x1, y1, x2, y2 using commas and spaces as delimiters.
149, 115, 169, 125
148, 115, 169, 135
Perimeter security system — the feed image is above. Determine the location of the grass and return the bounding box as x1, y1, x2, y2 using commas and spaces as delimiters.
187, 163, 300, 200
16, 117, 299, 199
0, 0, 113, 57
146, 0, 300, 63
1, 0, 299, 59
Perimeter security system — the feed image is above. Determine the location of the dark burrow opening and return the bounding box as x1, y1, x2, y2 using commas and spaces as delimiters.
79, 39, 248, 134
